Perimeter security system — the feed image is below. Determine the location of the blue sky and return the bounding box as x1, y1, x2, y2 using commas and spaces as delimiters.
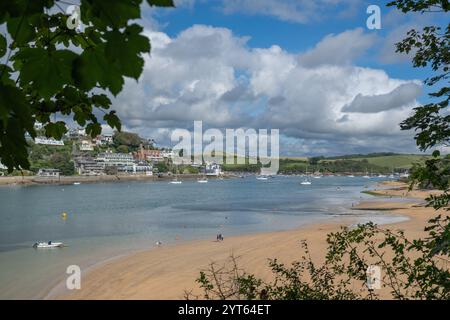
110, 0, 448, 156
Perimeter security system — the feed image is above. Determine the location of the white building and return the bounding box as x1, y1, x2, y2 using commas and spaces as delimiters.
35, 137, 64, 146
94, 133, 113, 146
79, 140, 94, 151
34, 122, 43, 130
37, 168, 60, 177
68, 128, 86, 139
96, 151, 135, 167
205, 163, 222, 176
161, 150, 174, 159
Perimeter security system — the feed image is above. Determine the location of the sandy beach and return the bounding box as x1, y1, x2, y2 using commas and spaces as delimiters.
53, 181, 445, 300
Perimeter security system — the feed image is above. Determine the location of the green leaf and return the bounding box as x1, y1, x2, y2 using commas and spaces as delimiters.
7, 16, 36, 46
86, 122, 102, 137
0, 83, 35, 171
92, 94, 111, 109
44, 121, 68, 140
81, 0, 142, 29
0, 34, 6, 58
73, 45, 124, 95
104, 25, 150, 79
432, 150, 441, 158
0, 83, 33, 129
103, 111, 121, 131
14, 48, 78, 99
147, 0, 175, 7
0, 64, 15, 86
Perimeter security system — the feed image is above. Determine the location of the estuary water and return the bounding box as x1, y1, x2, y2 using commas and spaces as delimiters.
0, 176, 408, 299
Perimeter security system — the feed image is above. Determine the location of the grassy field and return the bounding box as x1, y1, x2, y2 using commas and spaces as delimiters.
345, 154, 430, 169
220, 153, 431, 173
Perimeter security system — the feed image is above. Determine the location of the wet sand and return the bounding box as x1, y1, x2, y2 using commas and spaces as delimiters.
53, 182, 445, 300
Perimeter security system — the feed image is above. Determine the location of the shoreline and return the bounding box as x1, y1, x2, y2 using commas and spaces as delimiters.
0, 173, 231, 187
51, 181, 444, 300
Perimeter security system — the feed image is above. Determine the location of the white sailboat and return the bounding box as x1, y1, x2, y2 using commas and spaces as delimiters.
197, 177, 208, 183
363, 169, 370, 179
301, 166, 312, 185
170, 176, 182, 184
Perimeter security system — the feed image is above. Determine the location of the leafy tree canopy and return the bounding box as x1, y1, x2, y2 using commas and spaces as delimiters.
113, 130, 144, 150
387, 0, 449, 209
0, 0, 175, 172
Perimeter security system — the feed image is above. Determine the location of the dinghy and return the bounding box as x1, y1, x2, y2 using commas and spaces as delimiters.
33, 241, 64, 249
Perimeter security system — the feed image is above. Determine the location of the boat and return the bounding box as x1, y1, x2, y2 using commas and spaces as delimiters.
400, 171, 410, 178
301, 166, 312, 185
347, 174, 355, 178
73, 182, 81, 185
33, 241, 64, 249
197, 177, 208, 183
170, 177, 182, 184
363, 169, 370, 179
256, 175, 268, 180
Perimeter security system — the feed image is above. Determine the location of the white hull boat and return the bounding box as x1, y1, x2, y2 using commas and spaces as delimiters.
33, 242, 64, 249
300, 178, 312, 185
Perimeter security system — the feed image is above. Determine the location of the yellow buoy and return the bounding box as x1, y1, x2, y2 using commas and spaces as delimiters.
61, 212, 68, 220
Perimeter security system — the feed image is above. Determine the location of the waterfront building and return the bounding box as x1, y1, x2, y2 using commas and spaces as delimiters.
121, 161, 153, 174
135, 149, 164, 163
37, 168, 60, 177
74, 157, 105, 175
96, 151, 135, 167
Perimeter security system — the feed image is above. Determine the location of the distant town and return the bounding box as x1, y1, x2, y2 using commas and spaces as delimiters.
0, 122, 223, 179
0, 122, 432, 181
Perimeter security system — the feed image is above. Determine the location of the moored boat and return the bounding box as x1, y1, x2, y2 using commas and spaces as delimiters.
33, 241, 64, 249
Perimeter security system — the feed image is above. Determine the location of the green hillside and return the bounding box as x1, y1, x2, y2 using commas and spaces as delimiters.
343, 154, 430, 169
